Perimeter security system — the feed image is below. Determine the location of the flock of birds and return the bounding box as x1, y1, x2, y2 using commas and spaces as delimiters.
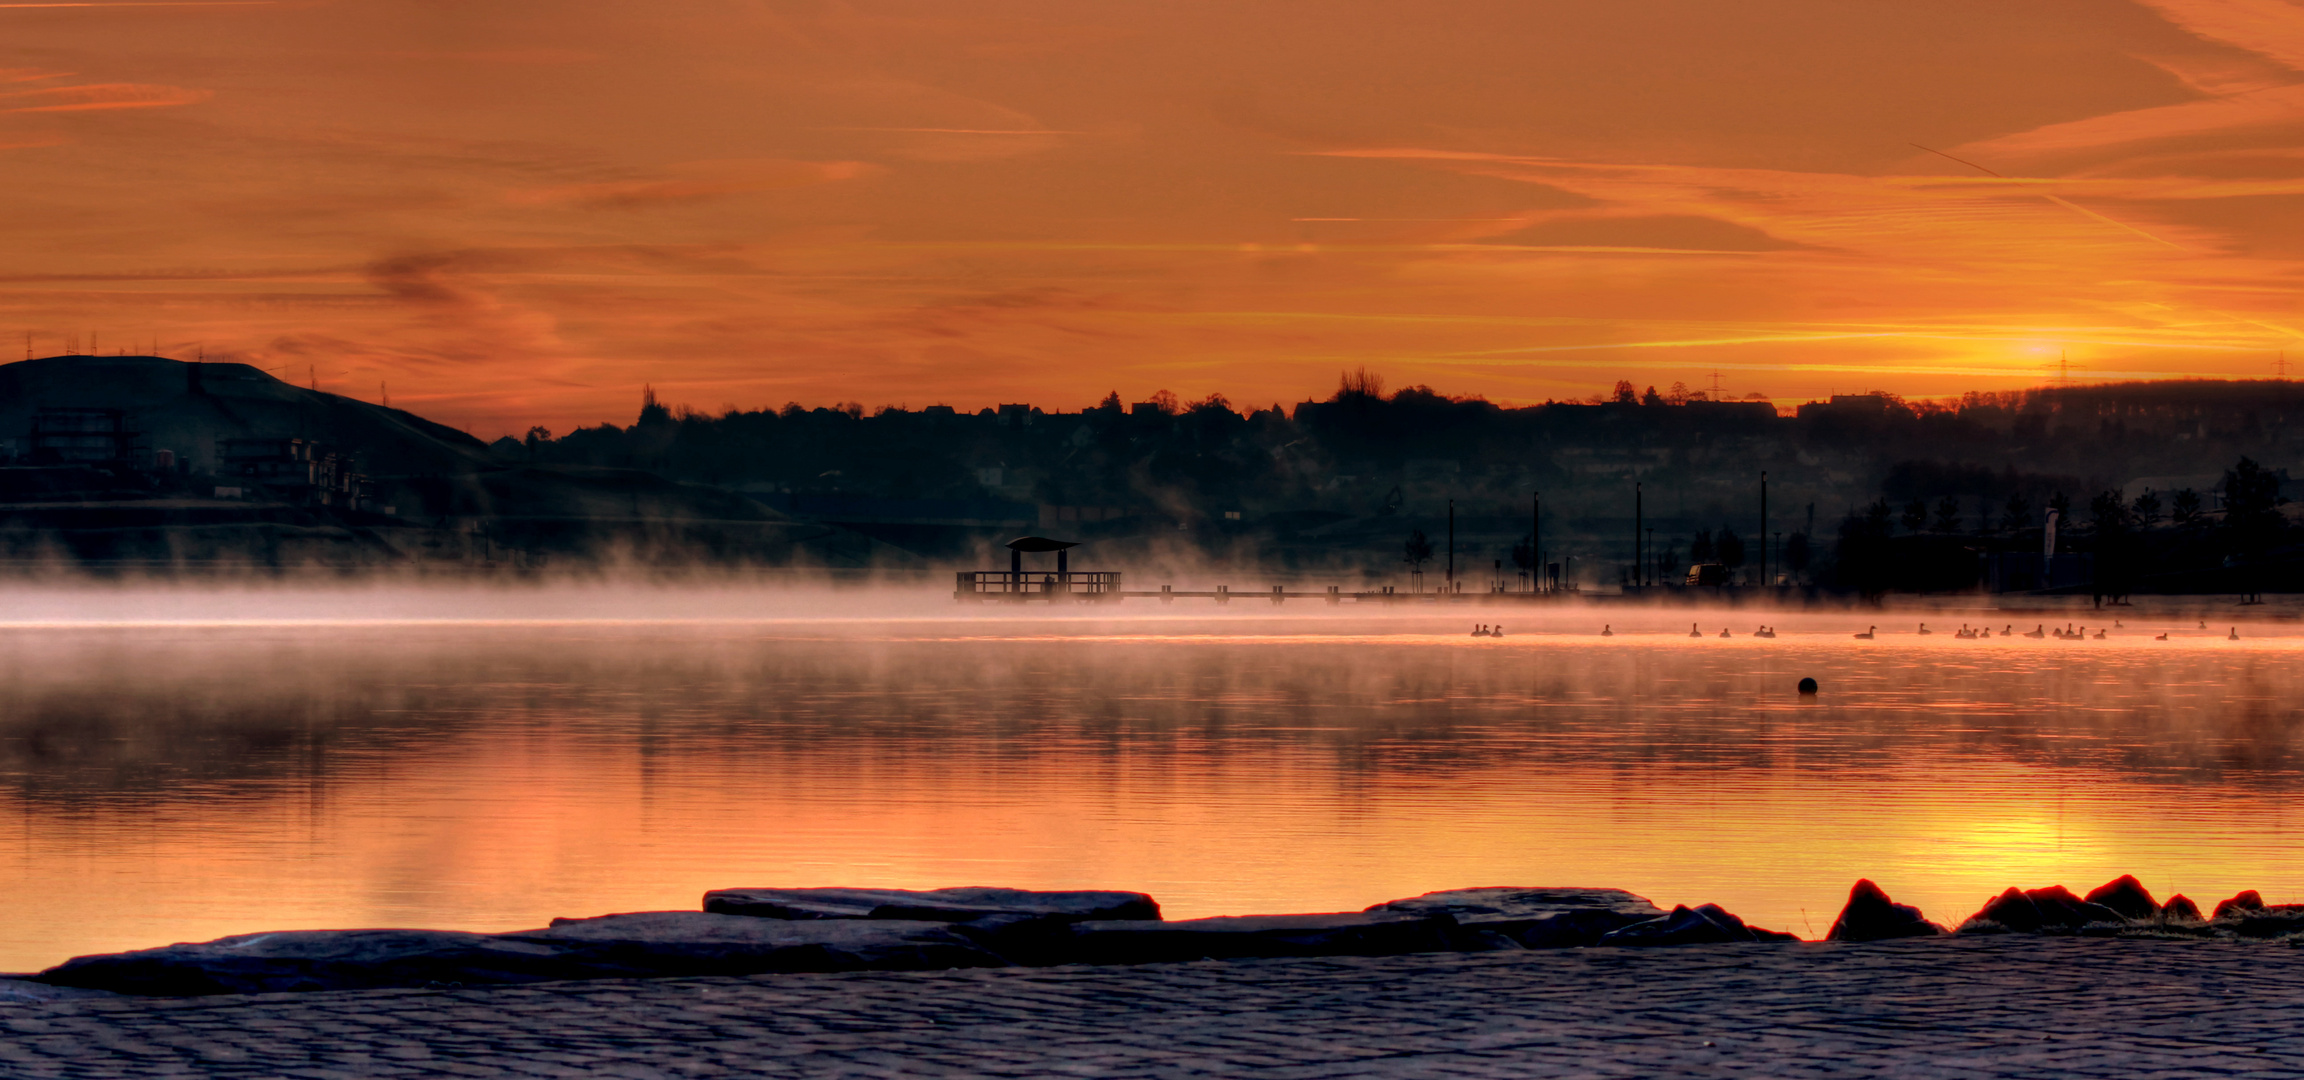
1574, 619, 2245, 640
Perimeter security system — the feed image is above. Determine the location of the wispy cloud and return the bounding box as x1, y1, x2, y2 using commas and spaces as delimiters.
508, 160, 875, 210
2133, 0, 2304, 71
0, 2, 271, 7
379, 48, 596, 65
0, 81, 207, 112
814, 127, 1085, 135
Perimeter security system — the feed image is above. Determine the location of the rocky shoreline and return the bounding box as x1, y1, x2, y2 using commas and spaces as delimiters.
6, 877, 2296, 1001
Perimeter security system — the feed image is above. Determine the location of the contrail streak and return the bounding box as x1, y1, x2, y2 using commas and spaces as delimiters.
814, 127, 1084, 135
1910, 143, 2186, 251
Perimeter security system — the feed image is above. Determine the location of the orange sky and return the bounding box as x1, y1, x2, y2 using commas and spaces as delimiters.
7, 0, 2304, 435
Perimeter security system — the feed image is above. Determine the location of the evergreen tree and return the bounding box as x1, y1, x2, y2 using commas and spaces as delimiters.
2172, 488, 2202, 526
1932, 496, 1961, 533
2130, 488, 2161, 526
2223, 457, 2285, 560
2002, 492, 2030, 532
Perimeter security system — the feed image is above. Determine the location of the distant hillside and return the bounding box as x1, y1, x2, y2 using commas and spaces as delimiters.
0, 355, 493, 477
0, 355, 909, 572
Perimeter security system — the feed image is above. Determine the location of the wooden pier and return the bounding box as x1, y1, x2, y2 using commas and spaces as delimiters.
952, 572, 1586, 604
957, 535, 1590, 603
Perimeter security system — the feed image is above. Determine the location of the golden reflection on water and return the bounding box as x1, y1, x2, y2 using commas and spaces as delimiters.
2, 611, 2301, 971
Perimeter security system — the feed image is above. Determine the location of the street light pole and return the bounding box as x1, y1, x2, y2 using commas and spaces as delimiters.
1760, 470, 1769, 588
1532, 490, 1541, 594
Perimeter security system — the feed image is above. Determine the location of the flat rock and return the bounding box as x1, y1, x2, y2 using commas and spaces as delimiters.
1365, 887, 1665, 948
0, 978, 118, 1004
500, 912, 1006, 975
2082, 875, 2159, 921
1066, 912, 1458, 965
1826, 879, 1944, 942
1597, 904, 1798, 947
702, 886, 1159, 923
1958, 886, 2127, 934
32, 929, 626, 997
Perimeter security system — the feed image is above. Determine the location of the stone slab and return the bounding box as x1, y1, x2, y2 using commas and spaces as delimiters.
1065, 911, 1457, 965
1597, 903, 1799, 946
1365, 886, 1665, 947
702, 886, 1160, 922
499, 911, 1007, 975
0, 978, 117, 1004
30, 929, 626, 997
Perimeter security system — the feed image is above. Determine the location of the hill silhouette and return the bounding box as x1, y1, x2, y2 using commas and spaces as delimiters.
0, 355, 900, 572
0, 355, 493, 478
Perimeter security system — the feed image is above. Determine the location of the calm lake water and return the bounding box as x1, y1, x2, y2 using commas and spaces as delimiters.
2, 590, 2301, 971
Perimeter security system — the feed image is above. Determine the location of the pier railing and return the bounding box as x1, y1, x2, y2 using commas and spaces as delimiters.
954, 570, 1124, 600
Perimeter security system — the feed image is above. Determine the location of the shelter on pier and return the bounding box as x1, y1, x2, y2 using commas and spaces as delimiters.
954, 536, 1122, 601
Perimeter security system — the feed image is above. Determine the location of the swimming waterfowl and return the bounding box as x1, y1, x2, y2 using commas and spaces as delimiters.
1719, 627, 1731, 638
1853, 626, 1876, 640
1689, 622, 1702, 638
2024, 624, 2046, 638
1601, 624, 1613, 636
1917, 623, 1932, 635
1754, 626, 1776, 638
2155, 632, 2168, 641
2230, 626, 2241, 640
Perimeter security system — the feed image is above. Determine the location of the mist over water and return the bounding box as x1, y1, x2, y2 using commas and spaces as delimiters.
2, 585, 2301, 971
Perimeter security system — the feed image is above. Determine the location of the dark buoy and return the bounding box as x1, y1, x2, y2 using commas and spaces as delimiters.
1797, 677, 1818, 695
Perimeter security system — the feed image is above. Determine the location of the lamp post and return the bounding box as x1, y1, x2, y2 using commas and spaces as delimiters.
1446, 498, 1455, 593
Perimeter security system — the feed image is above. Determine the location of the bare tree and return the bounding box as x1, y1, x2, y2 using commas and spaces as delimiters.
1403, 529, 1434, 590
